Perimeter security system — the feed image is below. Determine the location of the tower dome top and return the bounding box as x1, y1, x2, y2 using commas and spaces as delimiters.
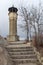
8, 6, 18, 12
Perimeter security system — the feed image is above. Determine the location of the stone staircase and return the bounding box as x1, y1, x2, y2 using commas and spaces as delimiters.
5, 41, 42, 65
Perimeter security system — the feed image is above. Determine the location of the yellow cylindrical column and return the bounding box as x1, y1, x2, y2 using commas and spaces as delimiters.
9, 12, 17, 36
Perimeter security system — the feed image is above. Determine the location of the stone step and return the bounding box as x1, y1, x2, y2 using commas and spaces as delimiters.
7, 49, 34, 52
17, 63, 37, 65
6, 46, 33, 49
6, 44, 32, 48
6, 46, 34, 51
8, 51, 35, 55
8, 41, 26, 45
18, 63, 41, 65
8, 47, 33, 49
6, 47, 33, 51
10, 54, 37, 59
11, 59, 38, 63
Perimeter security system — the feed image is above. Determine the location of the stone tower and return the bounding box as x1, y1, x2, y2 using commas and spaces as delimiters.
7, 6, 19, 42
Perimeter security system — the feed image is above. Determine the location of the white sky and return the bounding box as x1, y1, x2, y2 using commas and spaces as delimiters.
0, 0, 43, 38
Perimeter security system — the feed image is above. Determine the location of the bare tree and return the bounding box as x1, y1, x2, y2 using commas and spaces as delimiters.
19, 7, 30, 42
19, 3, 43, 44
29, 3, 43, 46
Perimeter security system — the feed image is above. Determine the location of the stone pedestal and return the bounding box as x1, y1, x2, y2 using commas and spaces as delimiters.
7, 35, 19, 42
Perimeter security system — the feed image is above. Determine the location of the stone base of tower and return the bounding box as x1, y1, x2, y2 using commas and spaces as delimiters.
7, 35, 19, 42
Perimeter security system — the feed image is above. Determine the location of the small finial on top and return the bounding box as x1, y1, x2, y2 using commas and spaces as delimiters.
12, 5, 14, 7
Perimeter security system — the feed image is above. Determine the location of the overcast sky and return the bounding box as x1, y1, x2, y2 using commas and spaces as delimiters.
0, 0, 43, 39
